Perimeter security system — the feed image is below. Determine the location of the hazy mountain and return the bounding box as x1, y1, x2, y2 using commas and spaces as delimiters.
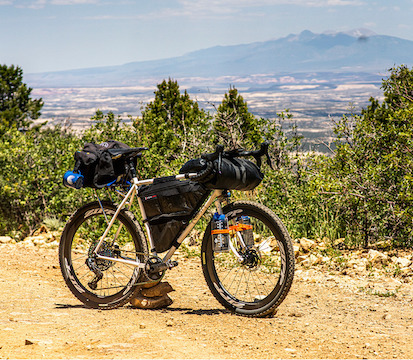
26, 29, 413, 87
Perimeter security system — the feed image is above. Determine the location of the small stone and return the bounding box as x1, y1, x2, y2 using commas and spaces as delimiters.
334, 238, 345, 247
45, 240, 59, 249
299, 238, 315, 252
308, 253, 322, 266
25, 339, 35, 346
166, 319, 174, 327
400, 267, 412, 276
296, 255, 309, 264
140, 282, 174, 298
293, 244, 301, 258
382, 313, 391, 320
130, 294, 173, 309
139, 323, 146, 329
368, 249, 388, 266
0, 236, 13, 244
392, 257, 411, 268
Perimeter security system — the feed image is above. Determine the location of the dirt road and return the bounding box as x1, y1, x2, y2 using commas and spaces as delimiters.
1, 243, 413, 359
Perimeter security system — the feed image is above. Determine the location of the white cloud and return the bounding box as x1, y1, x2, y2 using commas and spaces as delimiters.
172, 0, 366, 19
177, 0, 365, 9
7, 0, 99, 8
50, 0, 99, 4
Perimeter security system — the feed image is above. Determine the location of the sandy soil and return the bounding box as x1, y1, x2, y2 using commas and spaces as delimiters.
1, 244, 412, 359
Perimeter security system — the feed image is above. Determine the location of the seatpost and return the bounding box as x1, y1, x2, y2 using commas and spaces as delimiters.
128, 159, 137, 179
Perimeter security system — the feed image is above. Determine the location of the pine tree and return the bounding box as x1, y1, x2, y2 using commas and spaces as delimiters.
0, 64, 43, 133
213, 86, 261, 148
137, 78, 210, 158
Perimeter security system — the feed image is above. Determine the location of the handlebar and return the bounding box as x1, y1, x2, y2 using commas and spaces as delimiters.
190, 141, 273, 182
201, 141, 273, 169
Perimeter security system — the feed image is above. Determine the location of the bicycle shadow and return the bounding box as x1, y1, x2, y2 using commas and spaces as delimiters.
166, 307, 228, 316
55, 303, 228, 316
55, 303, 89, 309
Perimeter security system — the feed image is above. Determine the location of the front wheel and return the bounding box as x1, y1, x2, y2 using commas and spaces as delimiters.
59, 201, 148, 309
201, 201, 295, 317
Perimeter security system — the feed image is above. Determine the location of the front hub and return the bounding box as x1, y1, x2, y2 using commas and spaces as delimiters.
241, 249, 261, 269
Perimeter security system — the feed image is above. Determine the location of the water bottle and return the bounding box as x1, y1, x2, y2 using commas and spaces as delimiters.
239, 216, 254, 248
63, 170, 84, 189
212, 213, 229, 252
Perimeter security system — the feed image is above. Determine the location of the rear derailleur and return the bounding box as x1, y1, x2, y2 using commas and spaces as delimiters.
86, 242, 119, 290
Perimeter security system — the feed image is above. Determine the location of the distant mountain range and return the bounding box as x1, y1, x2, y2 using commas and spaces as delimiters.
26, 29, 413, 88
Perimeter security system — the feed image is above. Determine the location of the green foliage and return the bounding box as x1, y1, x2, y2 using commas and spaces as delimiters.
0, 124, 87, 236
213, 86, 262, 148
136, 78, 212, 176
1, 70, 413, 251
321, 65, 413, 248
0, 64, 43, 134
256, 112, 341, 241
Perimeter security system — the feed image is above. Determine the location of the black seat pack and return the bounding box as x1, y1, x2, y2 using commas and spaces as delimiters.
74, 140, 133, 188
139, 177, 210, 253
180, 157, 264, 191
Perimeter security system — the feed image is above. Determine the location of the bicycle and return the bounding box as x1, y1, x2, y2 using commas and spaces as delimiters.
59, 142, 295, 317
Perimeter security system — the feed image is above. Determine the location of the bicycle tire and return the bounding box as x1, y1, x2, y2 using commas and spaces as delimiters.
59, 201, 148, 309
201, 201, 295, 317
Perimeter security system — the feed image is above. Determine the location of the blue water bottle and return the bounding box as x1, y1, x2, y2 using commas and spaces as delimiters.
63, 170, 84, 189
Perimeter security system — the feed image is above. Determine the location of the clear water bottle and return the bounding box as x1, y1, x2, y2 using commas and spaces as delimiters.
239, 216, 254, 248
212, 213, 229, 252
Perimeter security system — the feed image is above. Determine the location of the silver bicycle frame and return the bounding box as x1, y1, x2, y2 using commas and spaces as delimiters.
92, 174, 224, 268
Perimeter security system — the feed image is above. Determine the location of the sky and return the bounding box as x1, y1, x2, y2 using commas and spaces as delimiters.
1, 0, 412, 74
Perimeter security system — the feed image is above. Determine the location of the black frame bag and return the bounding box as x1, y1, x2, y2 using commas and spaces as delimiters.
139, 177, 210, 253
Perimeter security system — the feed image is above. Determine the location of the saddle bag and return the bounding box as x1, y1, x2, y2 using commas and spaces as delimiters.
180, 157, 264, 191
139, 177, 210, 253
73, 140, 134, 188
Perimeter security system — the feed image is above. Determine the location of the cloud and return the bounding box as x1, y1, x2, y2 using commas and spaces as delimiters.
5, 0, 99, 8
177, 0, 365, 10
398, 24, 412, 30
164, 0, 366, 18
50, 0, 99, 4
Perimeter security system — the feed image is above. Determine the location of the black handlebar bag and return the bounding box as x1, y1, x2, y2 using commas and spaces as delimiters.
139, 177, 210, 253
180, 157, 264, 191
207, 158, 264, 191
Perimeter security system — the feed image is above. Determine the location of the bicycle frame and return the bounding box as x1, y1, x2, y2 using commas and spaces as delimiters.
92, 173, 224, 269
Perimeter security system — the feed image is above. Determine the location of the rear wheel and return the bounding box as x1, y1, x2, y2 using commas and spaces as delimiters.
201, 201, 295, 317
59, 201, 148, 309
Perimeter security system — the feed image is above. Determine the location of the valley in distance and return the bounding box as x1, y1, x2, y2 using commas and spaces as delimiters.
32, 71, 384, 152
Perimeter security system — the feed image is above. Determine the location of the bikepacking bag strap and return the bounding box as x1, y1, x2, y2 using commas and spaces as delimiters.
179, 157, 264, 191
73, 140, 131, 188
